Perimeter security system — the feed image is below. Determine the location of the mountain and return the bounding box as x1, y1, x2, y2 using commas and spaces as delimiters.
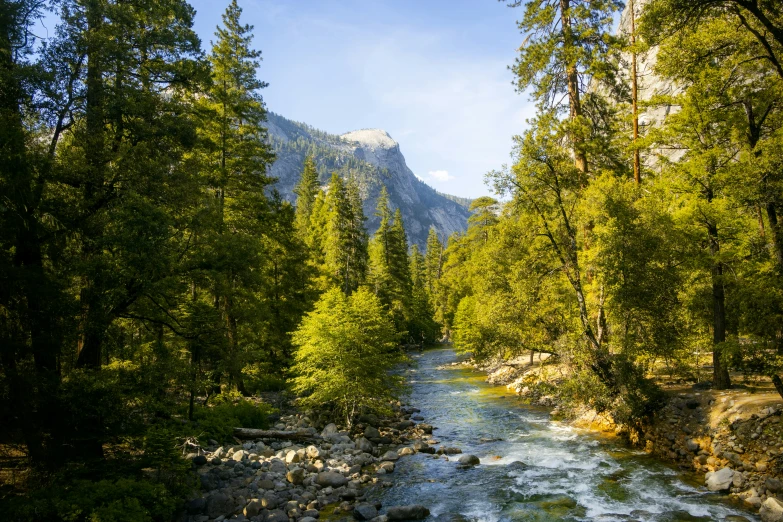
265, 112, 471, 247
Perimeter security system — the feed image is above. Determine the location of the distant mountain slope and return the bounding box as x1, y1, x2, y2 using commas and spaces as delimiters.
265, 112, 470, 247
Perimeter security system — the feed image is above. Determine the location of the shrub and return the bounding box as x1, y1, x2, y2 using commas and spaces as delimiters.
193, 396, 274, 443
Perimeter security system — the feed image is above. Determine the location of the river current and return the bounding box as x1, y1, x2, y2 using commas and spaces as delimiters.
369, 348, 756, 522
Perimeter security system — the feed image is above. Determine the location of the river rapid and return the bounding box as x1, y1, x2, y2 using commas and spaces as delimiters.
369, 348, 756, 522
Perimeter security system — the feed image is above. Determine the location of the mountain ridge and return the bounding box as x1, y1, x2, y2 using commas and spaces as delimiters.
265, 112, 471, 247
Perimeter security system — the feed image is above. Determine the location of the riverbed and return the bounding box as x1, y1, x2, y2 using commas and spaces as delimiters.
370, 348, 756, 522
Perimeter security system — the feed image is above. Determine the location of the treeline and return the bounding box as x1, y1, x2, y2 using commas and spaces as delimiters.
424, 0, 783, 421
0, 0, 434, 517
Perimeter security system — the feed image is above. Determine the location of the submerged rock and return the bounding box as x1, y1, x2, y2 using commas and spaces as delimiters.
386, 505, 430, 520
457, 454, 480, 466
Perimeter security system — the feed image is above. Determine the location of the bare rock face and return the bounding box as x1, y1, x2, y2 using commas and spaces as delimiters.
266, 112, 470, 248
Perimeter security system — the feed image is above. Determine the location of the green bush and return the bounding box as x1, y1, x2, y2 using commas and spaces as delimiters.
4, 477, 178, 522
193, 396, 274, 443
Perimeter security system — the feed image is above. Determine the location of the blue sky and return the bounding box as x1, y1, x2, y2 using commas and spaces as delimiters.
188, 0, 535, 198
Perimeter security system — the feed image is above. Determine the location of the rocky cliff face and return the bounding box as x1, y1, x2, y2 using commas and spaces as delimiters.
265, 113, 470, 247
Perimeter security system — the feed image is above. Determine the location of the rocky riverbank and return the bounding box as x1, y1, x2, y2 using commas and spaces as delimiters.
181, 402, 479, 522
457, 355, 783, 522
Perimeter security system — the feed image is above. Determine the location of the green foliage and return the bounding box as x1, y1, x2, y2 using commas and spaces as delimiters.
193, 396, 274, 443
291, 287, 404, 425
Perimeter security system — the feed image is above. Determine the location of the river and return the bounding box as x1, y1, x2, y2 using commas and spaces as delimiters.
369, 348, 756, 522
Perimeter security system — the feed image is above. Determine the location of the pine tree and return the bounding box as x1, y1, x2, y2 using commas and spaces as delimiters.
323, 173, 367, 294
294, 156, 320, 236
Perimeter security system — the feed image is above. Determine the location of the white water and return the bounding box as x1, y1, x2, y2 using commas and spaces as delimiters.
368, 348, 756, 522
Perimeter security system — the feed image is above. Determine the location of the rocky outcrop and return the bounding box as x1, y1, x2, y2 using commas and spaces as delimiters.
265, 112, 470, 247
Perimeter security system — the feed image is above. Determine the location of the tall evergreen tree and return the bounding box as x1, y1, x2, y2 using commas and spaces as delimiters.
294, 155, 320, 236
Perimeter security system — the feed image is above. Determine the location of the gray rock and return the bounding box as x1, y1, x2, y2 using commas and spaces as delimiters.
300, 518, 318, 522
396, 420, 414, 430
364, 426, 381, 439
685, 439, 700, 452
378, 461, 395, 473
354, 503, 379, 520
287, 468, 305, 485
457, 454, 480, 466
397, 447, 415, 456
321, 423, 339, 437
705, 467, 734, 491
192, 454, 208, 466
767, 477, 783, 493
186, 497, 206, 515
356, 437, 374, 453
266, 509, 289, 522
761, 497, 783, 522
381, 450, 400, 461
418, 424, 433, 434
306, 445, 321, 459
316, 471, 349, 487
206, 492, 235, 518
386, 505, 430, 521
244, 500, 263, 517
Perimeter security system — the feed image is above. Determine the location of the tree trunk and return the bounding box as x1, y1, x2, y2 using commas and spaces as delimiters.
560, 0, 588, 175
773, 374, 783, 401
708, 221, 731, 389
233, 428, 322, 440
767, 202, 783, 269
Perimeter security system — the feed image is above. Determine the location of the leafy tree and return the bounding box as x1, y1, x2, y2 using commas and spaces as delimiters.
291, 287, 404, 426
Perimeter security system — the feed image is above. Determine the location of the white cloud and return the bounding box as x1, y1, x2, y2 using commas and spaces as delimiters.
428, 170, 454, 182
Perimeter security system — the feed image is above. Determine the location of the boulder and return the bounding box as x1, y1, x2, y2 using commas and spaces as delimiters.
396, 420, 415, 430
244, 500, 263, 517
705, 467, 734, 491
418, 424, 433, 434
767, 477, 783, 493
381, 450, 400, 461
378, 461, 395, 473
286, 451, 302, 464
356, 437, 374, 453
186, 497, 206, 515
206, 492, 234, 518
287, 468, 305, 485
457, 454, 480, 466
316, 471, 349, 488
322, 423, 339, 437
306, 445, 321, 459
398, 447, 415, 456
685, 439, 700, 452
231, 450, 246, 462
760, 497, 783, 522
192, 455, 208, 466
353, 503, 379, 521
267, 509, 289, 522
364, 426, 381, 439
300, 518, 318, 522
386, 505, 430, 520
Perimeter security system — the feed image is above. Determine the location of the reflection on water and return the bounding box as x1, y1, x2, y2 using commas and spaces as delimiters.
368, 348, 757, 522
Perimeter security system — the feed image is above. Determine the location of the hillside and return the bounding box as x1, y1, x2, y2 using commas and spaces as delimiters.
265, 112, 471, 247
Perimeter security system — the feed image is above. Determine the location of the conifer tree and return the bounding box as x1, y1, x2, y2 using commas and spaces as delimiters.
294, 156, 320, 236
323, 173, 367, 294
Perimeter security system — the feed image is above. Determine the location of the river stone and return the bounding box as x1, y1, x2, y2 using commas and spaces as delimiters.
356, 437, 374, 452
285, 450, 302, 464
186, 497, 206, 515
398, 447, 415, 456
685, 439, 700, 452
232, 450, 246, 462
767, 477, 783, 492
364, 426, 381, 439
418, 424, 433, 434
244, 500, 263, 517
306, 445, 321, 459
316, 471, 348, 487
261, 495, 279, 509
206, 492, 234, 518
378, 461, 395, 473
267, 509, 289, 522
322, 423, 339, 437
269, 459, 287, 474
381, 450, 400, 461
353, 503, 379, 520
760, 497, 783, 522
300, 518, 318, 522
192, 454, 208, 466
705, 467, 734, 491
386, 505, 430, 520
458, 454, 480, 466
286, 468, 305, 485
258, 479, 275, 490
397, 420, 415, 430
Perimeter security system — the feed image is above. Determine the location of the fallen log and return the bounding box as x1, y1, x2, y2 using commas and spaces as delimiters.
233, 428, 322, 440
